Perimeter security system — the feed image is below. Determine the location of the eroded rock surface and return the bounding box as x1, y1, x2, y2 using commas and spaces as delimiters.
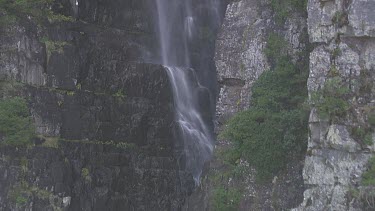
293, 0, 375, 210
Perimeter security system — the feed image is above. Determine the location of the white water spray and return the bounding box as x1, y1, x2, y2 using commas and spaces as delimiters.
155, 0, 217, 184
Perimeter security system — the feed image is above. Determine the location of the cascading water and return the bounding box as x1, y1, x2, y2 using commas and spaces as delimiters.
165, 67, 214, 184
154, 0, 222, 184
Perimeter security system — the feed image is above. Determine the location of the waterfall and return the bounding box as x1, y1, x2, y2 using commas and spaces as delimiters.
155, 0, 221, 184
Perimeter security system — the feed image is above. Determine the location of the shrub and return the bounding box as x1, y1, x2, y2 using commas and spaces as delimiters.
221, 34, 309, 182
364, 134, 373, 146
40, 37, 69, 62
270, 0, 308, 25
264, 33, 288, 67
212, 187, 242, 211
363, 156, 375, 186
0, 97, 35, 146
311, 77, 350, 120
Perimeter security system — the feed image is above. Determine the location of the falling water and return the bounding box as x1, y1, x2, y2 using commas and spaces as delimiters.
155, 0, 221, 184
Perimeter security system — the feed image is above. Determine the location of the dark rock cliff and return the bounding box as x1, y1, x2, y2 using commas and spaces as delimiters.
0, 0, 229, 210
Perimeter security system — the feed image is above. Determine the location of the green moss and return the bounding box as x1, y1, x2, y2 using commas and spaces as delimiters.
15, 195, 28, 206
30, 186, 51, 199
116, 142, 136, 150
8, 181, 30, 207
81, 168, 91, 182
8, 181, 55, 207
40, 38, 69, 62
0, 97, 35, 146
39, 136, 60, 148
113, 90, 126, 99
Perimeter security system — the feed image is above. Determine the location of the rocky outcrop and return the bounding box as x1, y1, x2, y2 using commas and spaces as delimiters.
215, 0, 307, 125
215, 0, 270, 123
202, 0, 309, 210
293, 0, 375, 210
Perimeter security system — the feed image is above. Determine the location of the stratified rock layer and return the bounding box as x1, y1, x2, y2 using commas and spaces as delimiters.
0, 0, 197, 210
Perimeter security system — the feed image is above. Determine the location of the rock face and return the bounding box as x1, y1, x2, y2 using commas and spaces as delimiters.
197, 0, 309, 210
215, 0, 307, 125
0, 0, 206, 210
212, 0, 375, 210
292, 0, 375, 210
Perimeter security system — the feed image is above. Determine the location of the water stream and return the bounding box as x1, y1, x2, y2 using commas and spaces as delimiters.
155, 0, 221, 184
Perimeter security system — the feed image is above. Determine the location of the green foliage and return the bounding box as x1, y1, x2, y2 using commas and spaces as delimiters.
113, 90, 126, 99
327, 65, 339, 77
39, 136, 60, 148
264, 33, 288, 67
364, 134, 373, 146
40, 37, 68, 61
116, 142, 136, 150
270, 0, 308, 25
0, 80, 24, 98
332, 48, 342, 58
351, 127, 367, 141
311, 77, 350, 120
359, 69, 374, 95
351, 127, 373, 146
81, 167, 91, 182
363, 156, 375, 186
0, 0, 73, 27
220, 34, 309, 182
209, 149, 247, 210
15, 195, 28, 206
0, 97, 35, 146
212, 187, 242, 211
8, 181, 29, 207
8, 180, 54, 207
369, 113, 375, 127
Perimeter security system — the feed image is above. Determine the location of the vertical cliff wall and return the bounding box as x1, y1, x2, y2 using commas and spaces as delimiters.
210, 0, 375, 210
294, 0, 375, 210
0, 0, 226, 210
185, 0, 310, 210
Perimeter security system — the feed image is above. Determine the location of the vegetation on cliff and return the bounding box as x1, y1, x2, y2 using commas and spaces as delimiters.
310, 76, 350, 121
220, 33, 309, 182
0, 97, 35, 146
0, 0, 72, 26
270, 0, 308, 24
